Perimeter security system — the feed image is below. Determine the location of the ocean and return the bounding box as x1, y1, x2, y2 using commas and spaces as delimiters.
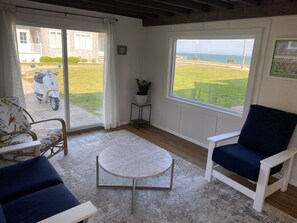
176, 52, 252, 65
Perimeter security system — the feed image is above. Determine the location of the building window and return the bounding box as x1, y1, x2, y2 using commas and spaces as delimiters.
74, 33, 92, 50
170, 38, 255, 114
98, 34, 105, 52
19, 32, 28, 43
50, 30, 62, 48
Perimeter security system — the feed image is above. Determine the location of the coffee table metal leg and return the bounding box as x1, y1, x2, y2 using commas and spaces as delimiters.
96, 156, 99, 188
132, 178, 136, 214
170, 159, 175, 190
96, 158, 175, 214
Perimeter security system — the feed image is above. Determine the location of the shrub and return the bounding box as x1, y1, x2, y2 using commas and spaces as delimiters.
81, 58, 88, 62
91, 58, 97, 63
40, 56, 53, 63
53, 57, 62, 63
39, 56, 79, 64
68, 56, 80, 64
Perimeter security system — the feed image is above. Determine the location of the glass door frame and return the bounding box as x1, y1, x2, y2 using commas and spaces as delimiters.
62, 27, 105, 131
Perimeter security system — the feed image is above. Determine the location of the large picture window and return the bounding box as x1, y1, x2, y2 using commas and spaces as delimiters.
170, 38, 255, 114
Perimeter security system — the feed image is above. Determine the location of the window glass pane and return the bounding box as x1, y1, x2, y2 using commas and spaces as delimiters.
67, 29, 104, 128
50, 32, 56, 47
16, 25, 65, 129
81, 34, 86, 49
50, 30, 61, 48
86, 35, 91, 49
99, 35, 104, 52
172, 39, 255, 113
57, 33, 62, 48
74, 34, 80, 49
20, 32, 27, 43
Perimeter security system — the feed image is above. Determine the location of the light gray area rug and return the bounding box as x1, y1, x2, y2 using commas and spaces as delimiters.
49, 130, 297, 223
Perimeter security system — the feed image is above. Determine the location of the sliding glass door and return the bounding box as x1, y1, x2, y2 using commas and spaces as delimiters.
17, 25, 65, 128
67, 29, 104, 129
16, 25, 105, 130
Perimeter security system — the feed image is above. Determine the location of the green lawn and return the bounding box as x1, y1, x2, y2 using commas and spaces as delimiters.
174, 63, 249, 109
21, 63, 104, 116
21, 62, 249, 114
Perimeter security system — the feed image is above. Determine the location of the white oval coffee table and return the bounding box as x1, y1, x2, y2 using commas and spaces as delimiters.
96, 144, 175, 214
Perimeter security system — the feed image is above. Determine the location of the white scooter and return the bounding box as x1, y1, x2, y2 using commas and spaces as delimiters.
31, 64, 60, 111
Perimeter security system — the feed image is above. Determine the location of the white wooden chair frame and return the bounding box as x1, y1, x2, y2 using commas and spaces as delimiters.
205, 131, 297, 212
0, 142, 97, 223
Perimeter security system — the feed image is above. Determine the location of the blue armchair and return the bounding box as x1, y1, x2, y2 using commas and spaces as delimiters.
205, 105, 297, 212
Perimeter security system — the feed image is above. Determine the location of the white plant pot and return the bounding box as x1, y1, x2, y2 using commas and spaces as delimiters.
135, 95, 148, 106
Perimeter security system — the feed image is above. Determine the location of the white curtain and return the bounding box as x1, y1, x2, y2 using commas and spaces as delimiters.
103, 19, 119, 129
0, 3, 25, 106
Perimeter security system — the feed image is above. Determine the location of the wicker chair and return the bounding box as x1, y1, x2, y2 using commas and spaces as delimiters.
0, 97, 67, 161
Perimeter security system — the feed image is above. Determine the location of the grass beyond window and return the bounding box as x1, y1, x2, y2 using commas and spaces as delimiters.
21, 63, 103, 116
173, 63, 249, 110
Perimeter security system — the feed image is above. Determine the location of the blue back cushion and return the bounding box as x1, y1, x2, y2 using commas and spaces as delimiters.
0, 156, 63, 204
0, 205, 6, 223
238, 105, 297, 156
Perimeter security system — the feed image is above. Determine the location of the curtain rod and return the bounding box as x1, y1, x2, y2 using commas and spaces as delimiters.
16, 6, 118, 21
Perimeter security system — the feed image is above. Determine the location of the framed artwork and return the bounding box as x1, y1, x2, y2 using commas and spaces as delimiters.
270, 38, 297, 79
117, 45, 127, 55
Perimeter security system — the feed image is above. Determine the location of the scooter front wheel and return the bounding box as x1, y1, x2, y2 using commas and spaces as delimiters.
50, 97, 59, 111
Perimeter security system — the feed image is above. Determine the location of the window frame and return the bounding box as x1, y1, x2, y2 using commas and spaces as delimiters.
167, 28, 263, 117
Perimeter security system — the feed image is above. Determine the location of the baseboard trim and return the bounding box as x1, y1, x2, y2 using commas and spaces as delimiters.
120, 121, 130, 126
151, 123, 208, 149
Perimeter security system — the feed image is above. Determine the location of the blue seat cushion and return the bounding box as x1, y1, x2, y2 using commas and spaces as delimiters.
212, 143, 283, 182
238, 104, 297, 156
0, 156, 63, 204
0, 205, 7, 223
3, 183, 80, 223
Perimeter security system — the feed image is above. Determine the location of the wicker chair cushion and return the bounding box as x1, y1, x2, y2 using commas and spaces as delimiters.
0, 97, 30, 143
0, 128, 63, 151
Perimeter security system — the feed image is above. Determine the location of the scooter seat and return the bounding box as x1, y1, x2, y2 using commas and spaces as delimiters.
34, 74, 45, 84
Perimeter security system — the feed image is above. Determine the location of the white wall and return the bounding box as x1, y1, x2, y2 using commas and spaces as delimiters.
141, 16, 297, 186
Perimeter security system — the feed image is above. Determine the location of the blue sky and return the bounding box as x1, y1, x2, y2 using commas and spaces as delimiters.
176, 39, 254, 56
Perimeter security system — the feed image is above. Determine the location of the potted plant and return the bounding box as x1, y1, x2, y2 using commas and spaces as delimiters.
135, 78, 152, 105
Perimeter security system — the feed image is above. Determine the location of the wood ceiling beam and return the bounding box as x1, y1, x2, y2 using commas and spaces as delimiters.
236, 0, 260, 5
78, 0, 174, 17
192, 0, 233, 9
154, 0, 210, 12
143, 0, 297, 26
114, 0, 191, 15
27, 0, 150, 19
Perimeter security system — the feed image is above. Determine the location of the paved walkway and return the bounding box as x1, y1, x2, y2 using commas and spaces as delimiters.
23, 80, 103, 129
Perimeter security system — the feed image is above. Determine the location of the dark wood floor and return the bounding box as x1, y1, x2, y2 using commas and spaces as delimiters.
109, 124, 297, 219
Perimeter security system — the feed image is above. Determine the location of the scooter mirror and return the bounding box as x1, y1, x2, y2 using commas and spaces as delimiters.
30, 64, 35, 68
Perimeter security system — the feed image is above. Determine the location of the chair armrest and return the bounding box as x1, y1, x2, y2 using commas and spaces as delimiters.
0, 141, 41, 155
1, 130, 37, 140
207, 131, 240, 143
261, 148, 297, 168
38, 201, 97, 223
31, 118, 65, 126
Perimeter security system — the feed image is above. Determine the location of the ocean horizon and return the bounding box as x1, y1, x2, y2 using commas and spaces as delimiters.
176, 52, 252, 65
